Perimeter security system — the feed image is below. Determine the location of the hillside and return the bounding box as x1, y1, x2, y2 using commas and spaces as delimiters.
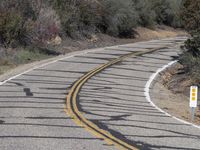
0, 0, 185, 74
0, 25, 187, 75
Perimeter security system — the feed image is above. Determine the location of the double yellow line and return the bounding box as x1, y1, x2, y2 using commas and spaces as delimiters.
66, 47, 166, 150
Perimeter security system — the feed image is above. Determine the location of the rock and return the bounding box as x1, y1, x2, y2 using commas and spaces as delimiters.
47, 36, 62, 45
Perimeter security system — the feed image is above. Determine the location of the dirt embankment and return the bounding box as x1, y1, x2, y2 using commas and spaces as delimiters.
56, 26, 187, 53
151, 63, 200, 125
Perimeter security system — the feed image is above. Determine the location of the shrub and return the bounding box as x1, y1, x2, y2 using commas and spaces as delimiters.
51, 0, 102, 38
0, 11, 24, 47
0, 0, 185, 47
168, 0, 183, 28
101, 0, 138, 37
181, 0, 200, 31
179, 0, 200, 84
180, 0, 200, 57
134, 0, 156, 28
179, 52, 200, 84
184, 30, 200, 57
0, 0, 38, 47
28, 7, 61, 47
151, 0, 183, 27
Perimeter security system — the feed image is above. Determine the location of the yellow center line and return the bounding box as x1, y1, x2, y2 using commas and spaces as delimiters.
65, 47, 167, 150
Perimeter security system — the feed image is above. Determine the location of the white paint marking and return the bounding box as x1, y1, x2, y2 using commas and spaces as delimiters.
0, 48, 102, 86
1, 37, 176, 86
0, 58, 70, 86
144, 60, 200, 129
1, 37, 193, 128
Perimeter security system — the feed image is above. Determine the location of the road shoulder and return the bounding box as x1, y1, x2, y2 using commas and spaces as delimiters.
150, 63, 200, 125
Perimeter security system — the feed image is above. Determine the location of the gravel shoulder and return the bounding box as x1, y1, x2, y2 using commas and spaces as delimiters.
151, 63, 200, 125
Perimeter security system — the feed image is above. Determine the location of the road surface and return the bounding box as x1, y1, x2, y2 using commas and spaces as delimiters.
1, 37, 200, 150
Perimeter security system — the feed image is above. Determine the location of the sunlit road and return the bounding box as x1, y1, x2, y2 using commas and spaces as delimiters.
1, 37, 200, 150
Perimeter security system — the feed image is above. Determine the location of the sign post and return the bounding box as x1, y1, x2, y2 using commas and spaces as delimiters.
189, 86, 198, 122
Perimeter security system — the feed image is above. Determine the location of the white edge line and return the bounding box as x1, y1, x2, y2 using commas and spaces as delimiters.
0, 37, 186, 86
1, 37, 194, 128
0, 48, 102, 86
144, 60, 200, 129
0, 37, 179, 86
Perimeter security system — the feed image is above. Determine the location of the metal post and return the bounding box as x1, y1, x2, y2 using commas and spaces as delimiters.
191, 107, 195, 122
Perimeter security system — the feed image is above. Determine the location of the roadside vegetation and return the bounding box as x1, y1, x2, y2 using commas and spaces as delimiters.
179, 0, 200, 85
0, 0, 184, 74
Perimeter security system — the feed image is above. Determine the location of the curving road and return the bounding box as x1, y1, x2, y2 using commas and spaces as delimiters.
1, 37, 200, 150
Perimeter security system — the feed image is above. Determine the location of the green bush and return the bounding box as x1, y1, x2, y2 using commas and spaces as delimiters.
180, 0, 200, 57
28, 7, 61, 47
0, 0, 37, 47
134, 0, 156, 28
0, 11, 24, 47
101, 0, 138, 37
179, 0, 200, 84
179, 52, 200, 84
184, 30, 200, 56
51, 0, 102, 38
151, 0, 183, 27
181, 0, 200, 31
0, 0, 185, 47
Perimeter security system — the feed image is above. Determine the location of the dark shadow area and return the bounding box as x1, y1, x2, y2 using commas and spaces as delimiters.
0, 96, 64, 100
35, 68, 86, 74
83, 83, 144, 91
0, 101, 63, 104
13, 78, 72, 84
118, 61, 160, 68
95, 74, 149, 81
22, 73, 77, 80
74, 55, 113, 61
25, 116, 70, 119
1, 122, 82, 128
59, 60, 104, 65
141, 55, 173, 61
81, 88, 144, 97
81, 100, 153, 109
80, 95, 148, 104
109, 66, 155, 73
89, 52, 124, 57
0, 120, 5, 124
7, 81, 24, 86
105, 48, 134, 53
0, 136, 102, 140
99, 71, 150, 81
86, 80, 145, 89
24, 88, 33, 96
90, 119, 200, 150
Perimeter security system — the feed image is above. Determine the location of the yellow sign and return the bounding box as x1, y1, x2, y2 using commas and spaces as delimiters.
190, 86, 198, 107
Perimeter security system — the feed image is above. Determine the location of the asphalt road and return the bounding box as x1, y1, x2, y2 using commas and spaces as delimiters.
1, 37, 200, 150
